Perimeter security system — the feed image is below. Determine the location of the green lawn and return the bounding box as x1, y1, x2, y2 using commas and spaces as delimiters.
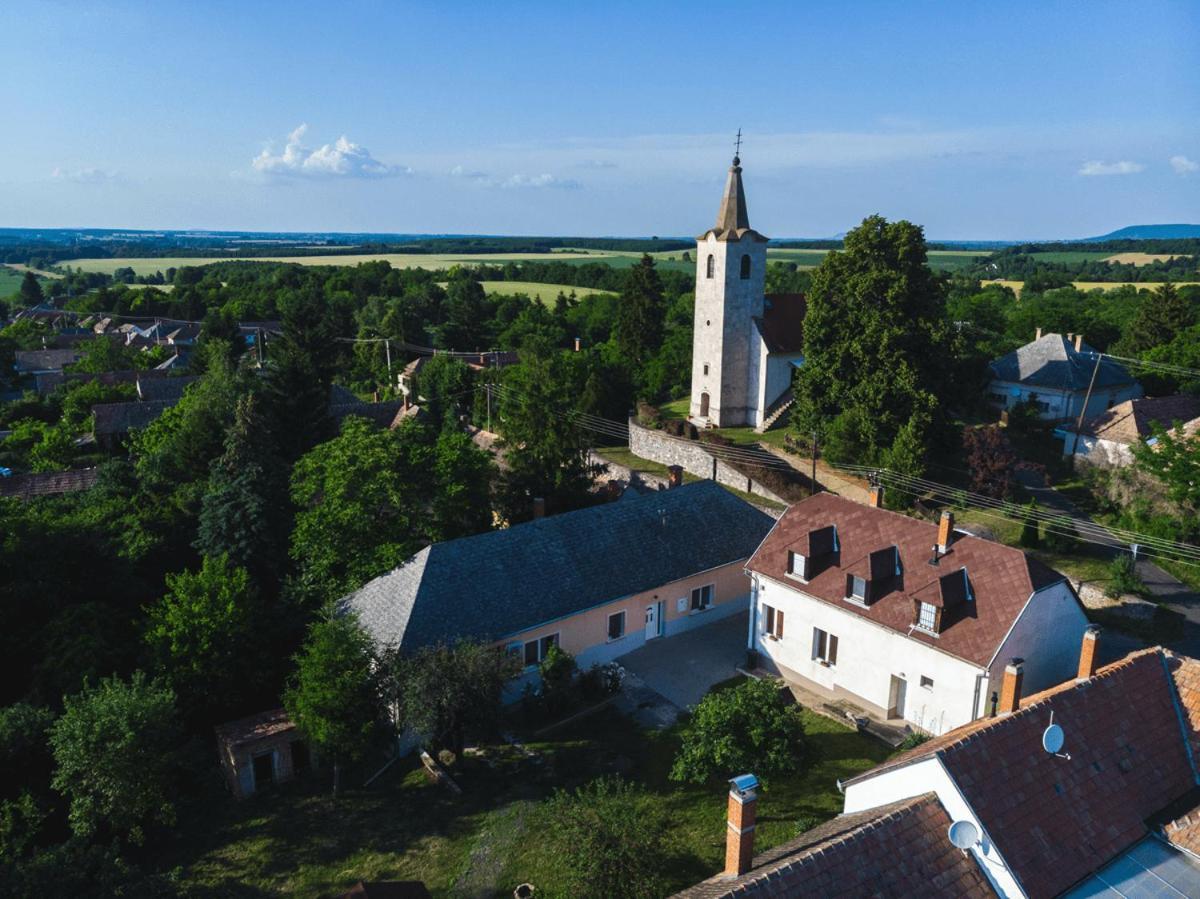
162, 694, 889, 897
0, 266, 28, 297
479, 281, 615, 303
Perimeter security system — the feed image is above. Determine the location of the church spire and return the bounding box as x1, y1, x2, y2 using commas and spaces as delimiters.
714, 155, 751, 234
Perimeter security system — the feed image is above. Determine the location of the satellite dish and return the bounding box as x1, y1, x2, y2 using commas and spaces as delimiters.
1043, 723, 1065, 755
948, 820, 979, 850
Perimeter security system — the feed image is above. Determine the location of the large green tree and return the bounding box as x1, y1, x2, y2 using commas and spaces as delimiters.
283, 615, 379, 797
791, 215, 954, 473
386, 640, 518, 755
613, 254, 665, 388
1118, 282, 1196, 356
670, 676, 806, 786
17, 271, 43, 307
143, 554, 260, 722
49, 673, 180, 846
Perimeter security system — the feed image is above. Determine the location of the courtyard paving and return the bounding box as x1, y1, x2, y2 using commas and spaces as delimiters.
617, 611, 749, 711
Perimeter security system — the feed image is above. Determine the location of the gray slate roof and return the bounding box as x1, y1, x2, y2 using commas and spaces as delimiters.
92, 400, 174, 436
137, 376, 200, 402
13, 348, 84, 373
988, 333, 1137, 391
342, 480, 775, 651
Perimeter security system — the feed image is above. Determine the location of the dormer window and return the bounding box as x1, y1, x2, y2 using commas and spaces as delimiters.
787, 551, 807, 581
849, 576, 867, 601
917, 602, 937, 631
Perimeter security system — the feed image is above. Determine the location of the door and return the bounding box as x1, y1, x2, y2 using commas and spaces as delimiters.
291, 740, 310, 775
252, 751, 275, 792
699, 391, 710, 418
645, 603, 660, 640
888, 676, 907, 720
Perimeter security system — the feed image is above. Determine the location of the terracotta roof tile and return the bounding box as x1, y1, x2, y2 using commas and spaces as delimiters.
748, 493, 1070, 667
846, 648, 1200, 898
673, 794, 993, 898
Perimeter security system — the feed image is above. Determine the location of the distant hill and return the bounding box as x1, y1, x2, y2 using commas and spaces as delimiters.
1085, 224, 1200, 241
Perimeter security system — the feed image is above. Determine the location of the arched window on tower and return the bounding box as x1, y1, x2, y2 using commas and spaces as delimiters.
706, 254, 715, 279
740, 254, 751, 280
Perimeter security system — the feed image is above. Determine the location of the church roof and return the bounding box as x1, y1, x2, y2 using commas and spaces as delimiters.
698, 157, 769, 243
756, 293, 806, 354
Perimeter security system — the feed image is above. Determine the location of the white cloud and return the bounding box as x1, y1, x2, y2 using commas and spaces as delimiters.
449, 165, 491, 182
1170, 154, 1199, 175
51, 166, 117, 183
501, 173, 581, 190
1078, 159, 1144, 176
252, 124, 408, 178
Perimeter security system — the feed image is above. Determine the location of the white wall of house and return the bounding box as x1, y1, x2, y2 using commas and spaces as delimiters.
984, 582, 1088, 708
1054, 431, 1134, 467
751, 574, 986, 734
842, 758, 1024, 898
989, 379, 1141, 422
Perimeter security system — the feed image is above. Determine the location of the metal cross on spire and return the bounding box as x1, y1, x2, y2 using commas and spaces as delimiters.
733, 128, 743, 163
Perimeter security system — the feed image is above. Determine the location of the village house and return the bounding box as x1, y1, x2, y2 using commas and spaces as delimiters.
987, 330, 1141, 422
679, 634, 1200, 897
745, 490, 1089, 735
341, 480, 774, 679
1055, 393, 1200, 467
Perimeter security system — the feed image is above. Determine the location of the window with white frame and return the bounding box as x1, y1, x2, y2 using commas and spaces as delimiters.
522, 633, 559, 667
917, 602, 937, 632
690, 584, 714, 611
812, 627, 838, 666
607, 611, 626, 641
763, 603, 784, 639
787, 551, 807, 581
920, 675, 934, 689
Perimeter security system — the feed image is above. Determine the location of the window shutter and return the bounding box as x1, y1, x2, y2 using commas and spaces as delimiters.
829, 634, 839, 665
777, 610, 785, 639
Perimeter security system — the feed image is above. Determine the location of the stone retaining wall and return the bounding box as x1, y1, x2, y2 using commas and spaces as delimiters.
627, 419, 790, 506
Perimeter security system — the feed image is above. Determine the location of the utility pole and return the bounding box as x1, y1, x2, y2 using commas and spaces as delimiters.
486, 380, 492, 433
811, 431, 819, 497
384, 339, 392, 393
255, 328, 265, 368
1069, 352, 1103, 469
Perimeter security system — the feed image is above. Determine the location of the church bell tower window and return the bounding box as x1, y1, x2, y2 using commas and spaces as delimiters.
740, 254, 751, 280
706, 254, 715, 279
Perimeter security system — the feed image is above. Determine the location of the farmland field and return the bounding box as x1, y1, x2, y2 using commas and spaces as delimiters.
0, 266, 26, 297
1102, 252, 1191, 266
984, 279, 1200, 296
1025, 251, 1113, 263
479, 281, 615, 302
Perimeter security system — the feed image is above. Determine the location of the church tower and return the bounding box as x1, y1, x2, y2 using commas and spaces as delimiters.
689, 151, 769, 427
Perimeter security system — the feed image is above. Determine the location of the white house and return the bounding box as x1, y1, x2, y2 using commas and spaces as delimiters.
688, 153, 804, 430
1056, 393, 1200, 468
987, 330, 1141, 422
744, 492, 1089, 735
678, 639, 1200, 898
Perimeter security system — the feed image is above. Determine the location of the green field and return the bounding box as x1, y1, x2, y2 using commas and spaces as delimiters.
1025, 251, 1116, 264
479, 281, 615, 302
0, 266, 26, 297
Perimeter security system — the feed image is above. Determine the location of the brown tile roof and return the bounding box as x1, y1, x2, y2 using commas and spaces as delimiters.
1081, 395, 1200, 444
214, 708, 295, 750
0, 468, 100, 499
92, 400, 174, 436
674, 794, 993, 898
846, 648, 1200, 899
748, 493, 1068, 667
757, 293, 806, 354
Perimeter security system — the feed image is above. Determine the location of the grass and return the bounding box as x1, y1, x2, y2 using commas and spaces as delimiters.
162, 691, 889, 897
0, 267, 26, 298
478, 281, 616, 303
1026, 251, 1114, 263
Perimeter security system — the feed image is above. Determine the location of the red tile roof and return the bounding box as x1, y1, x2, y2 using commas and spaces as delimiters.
847, 648, 1200, 898
0, 468, 99, 499
757, 293, 806, 354
214, 708, 295, 749
748, 493, 1068, 667
673, 794, 993, 898
1081, 395, 1200, 444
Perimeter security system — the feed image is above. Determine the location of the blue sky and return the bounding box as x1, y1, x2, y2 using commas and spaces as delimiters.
1, 0, 1197, 239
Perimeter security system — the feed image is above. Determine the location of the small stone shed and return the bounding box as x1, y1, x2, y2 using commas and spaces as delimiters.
214, 708, 314, 799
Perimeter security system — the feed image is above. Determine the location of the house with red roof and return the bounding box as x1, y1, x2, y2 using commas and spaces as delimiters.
745, 490, 1090, 735
678, 634, 1200, 898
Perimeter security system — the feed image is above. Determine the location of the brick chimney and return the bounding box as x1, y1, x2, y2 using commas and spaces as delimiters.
1077, 625, 1101, 681
1074, 334, 1084, 352
1035, 327, 1042, 340
667, 464, 683, 489
867, 485, 883, 508
937, 510, 954, 554
724, 774, 759, 878
532, 497, 546, 519
573, 336, 581, 352
999, 658, 1024, 716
